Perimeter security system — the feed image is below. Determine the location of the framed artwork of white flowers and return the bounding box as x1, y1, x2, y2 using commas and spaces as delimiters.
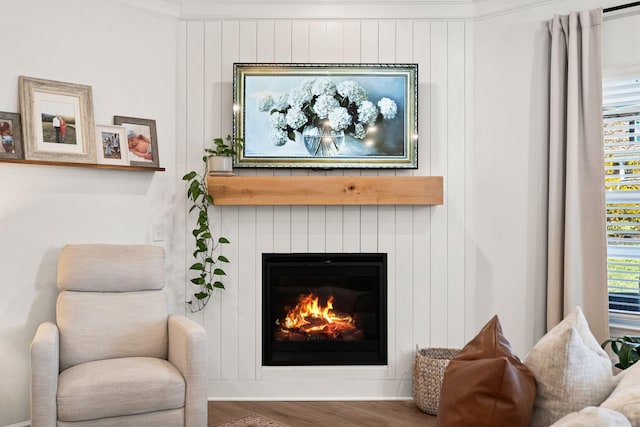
233, 63, 418, 169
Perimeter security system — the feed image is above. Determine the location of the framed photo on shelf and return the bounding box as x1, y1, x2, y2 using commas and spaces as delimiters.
233, 63, 418, 169
0, 111, 23, 160
18, 76, 96, 163
95, 124, 129, 166
113, 116, 159, 168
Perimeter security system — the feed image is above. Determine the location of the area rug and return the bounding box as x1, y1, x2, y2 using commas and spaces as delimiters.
214, 414, 289, 427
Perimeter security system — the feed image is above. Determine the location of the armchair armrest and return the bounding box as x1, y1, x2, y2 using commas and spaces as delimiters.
168, 315, 207, 427
31, 322, 59, 427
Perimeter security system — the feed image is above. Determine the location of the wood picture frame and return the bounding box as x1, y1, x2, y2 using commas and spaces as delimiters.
95, 124, 129, 166
233, 63, 418, 169
0, 111, 23, 160
18, 76, 96, 163
113, 116, 159, 168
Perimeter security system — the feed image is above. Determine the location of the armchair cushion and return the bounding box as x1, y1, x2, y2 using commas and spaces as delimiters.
57, 290, 168, 370
57, 357, 185, 422
57, 408, 185, 427
57, 244, 165, 292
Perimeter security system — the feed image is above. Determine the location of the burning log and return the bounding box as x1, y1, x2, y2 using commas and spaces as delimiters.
274, 292, 364, 342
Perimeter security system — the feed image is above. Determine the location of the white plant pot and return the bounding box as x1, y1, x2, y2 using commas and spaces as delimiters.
207, 156, 234, 176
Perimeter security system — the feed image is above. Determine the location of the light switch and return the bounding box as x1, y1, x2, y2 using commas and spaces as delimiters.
152, 222, 164, 241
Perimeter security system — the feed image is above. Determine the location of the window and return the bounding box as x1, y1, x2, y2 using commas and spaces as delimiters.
604, 77, 640, 314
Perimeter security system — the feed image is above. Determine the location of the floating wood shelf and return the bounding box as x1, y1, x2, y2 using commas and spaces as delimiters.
0, 158, 165, 172
206, 175, 443, 206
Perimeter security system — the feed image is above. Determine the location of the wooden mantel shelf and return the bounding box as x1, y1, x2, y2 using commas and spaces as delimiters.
206, 175, 443, 206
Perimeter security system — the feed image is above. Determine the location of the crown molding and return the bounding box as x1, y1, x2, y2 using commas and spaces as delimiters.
474, 0, 636, 21
473, 0, 552, 20
177, 1, 474, 20
110, 0, 632, 22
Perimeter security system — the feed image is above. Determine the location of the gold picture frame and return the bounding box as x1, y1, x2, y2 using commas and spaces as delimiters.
18, 76, 96, 164
233, 63, 418, 169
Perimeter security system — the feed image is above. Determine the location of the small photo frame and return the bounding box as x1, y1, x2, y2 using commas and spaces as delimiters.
0, 111, 23, 160
18, 76, 96, 163
95, 124, 129, 166
113, 116, 159, 168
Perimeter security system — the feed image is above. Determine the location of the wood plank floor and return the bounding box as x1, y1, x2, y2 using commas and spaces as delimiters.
208, 401, 438, 426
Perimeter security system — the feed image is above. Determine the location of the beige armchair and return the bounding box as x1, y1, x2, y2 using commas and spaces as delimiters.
30, 244, 207, 427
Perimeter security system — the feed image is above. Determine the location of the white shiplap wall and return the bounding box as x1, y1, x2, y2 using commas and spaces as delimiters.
178, 18, 468, 399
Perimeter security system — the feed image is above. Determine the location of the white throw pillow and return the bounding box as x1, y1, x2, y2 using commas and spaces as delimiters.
524, 307, 615, 427
602, 362, 640, 426
550, 406, 631, 427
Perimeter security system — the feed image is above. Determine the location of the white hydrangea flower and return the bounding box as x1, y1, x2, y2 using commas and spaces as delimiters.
328, 107, 352, 131
357, 100, 379, 125
352, 123, 366, 139
272, 93, 289, 111
314, 95, 340, 119
286, 108, 308, 130
269, 112, 287, 129
300, 78, 315, 92
311, 78, 336, 96
288, 85, 313, 109
257, 95, 274, 112
378, 97, 398, 120
270, 129, 289, 146
337, 81, 367, 105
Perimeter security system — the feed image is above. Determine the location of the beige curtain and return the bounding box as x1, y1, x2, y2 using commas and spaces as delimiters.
547, 8, 608, 342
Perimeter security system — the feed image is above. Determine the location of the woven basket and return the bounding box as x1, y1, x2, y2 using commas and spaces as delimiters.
413, 347, 460, 415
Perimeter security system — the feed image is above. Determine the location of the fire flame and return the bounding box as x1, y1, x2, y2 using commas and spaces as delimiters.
277, 293, 359, 339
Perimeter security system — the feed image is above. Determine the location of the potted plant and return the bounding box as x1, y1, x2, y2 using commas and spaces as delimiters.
205, 135, 243, 176
601, 335, 640, 369
181, 135, 242, 312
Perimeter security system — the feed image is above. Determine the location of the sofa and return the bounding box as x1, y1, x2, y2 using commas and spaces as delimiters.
431, 307, 640, 427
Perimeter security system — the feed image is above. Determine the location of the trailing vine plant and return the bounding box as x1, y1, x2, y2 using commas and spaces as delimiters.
182, 135, 242, 312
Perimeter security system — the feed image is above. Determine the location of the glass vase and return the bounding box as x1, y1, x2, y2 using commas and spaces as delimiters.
302, 125, 345, 156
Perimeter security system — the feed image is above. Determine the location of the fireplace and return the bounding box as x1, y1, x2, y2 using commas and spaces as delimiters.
262, 253, 387, 366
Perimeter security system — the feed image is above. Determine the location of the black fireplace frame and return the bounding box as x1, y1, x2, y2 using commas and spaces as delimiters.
262, 253, 388, 366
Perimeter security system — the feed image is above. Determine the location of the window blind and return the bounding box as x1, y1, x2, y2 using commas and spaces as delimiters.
604, 77, 640, 313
